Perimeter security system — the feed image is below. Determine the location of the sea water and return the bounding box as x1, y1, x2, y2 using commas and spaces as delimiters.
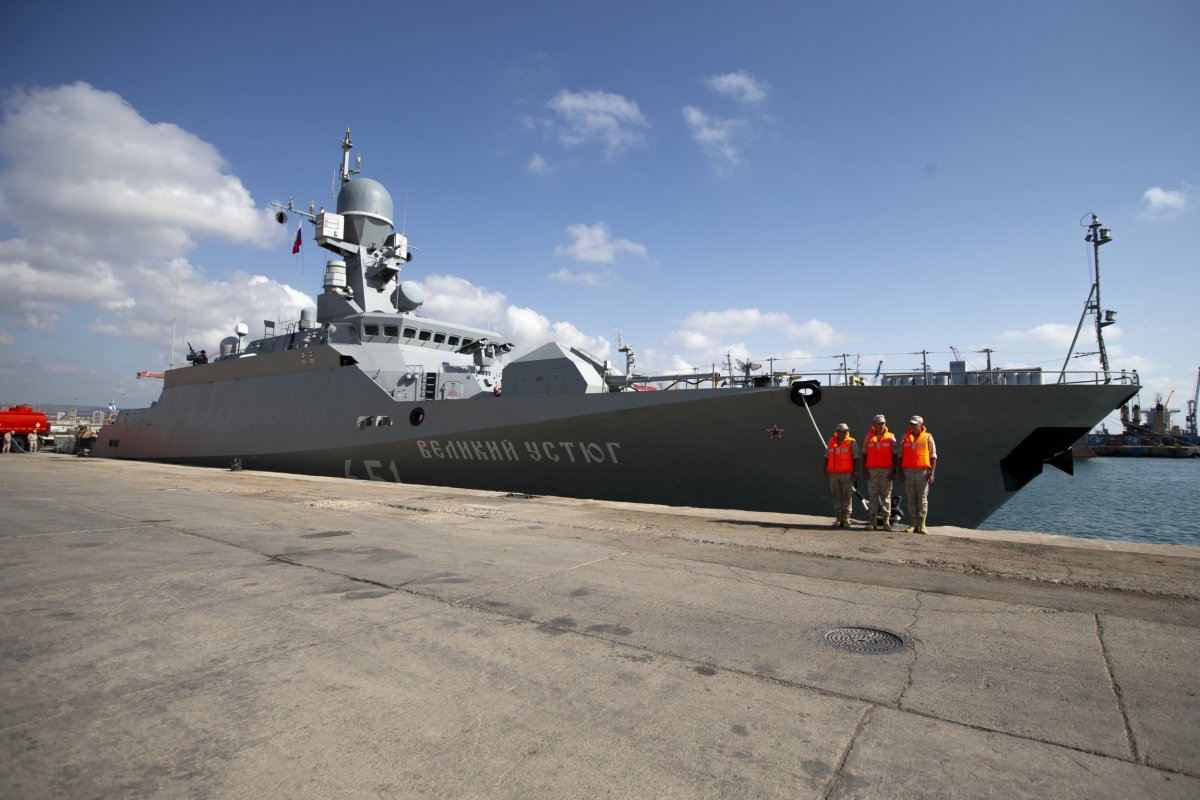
980, 457, 1200, 547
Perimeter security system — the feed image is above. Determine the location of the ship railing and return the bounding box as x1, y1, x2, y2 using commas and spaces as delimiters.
712, 368, 1140, 388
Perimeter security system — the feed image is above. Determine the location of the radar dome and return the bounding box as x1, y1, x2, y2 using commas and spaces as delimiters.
392, 281, 426, 311
337, 178, 394, 226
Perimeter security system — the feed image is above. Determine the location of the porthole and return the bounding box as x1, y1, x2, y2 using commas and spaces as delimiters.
410, 408, 425, 426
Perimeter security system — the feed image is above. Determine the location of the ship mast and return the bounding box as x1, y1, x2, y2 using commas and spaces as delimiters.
340, 128, 360, 184
1058, 214, 1117, 384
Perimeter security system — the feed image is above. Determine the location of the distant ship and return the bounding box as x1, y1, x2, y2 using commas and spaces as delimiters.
1084, 380, 1200, 458
94, 130, 1138, 527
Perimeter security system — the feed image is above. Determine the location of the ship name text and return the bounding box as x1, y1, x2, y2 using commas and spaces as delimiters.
417, 439, 623, 464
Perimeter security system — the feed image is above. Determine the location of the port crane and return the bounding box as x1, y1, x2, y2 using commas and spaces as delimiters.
1188, 366, 1200, 437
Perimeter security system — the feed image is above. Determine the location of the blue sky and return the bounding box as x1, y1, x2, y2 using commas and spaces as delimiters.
1, 0, 1196, 429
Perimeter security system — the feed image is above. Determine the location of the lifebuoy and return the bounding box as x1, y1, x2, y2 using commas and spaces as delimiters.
790, 380, 822, 407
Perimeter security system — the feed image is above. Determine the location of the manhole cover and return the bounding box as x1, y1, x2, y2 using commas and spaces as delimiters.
823, 627, 906, 654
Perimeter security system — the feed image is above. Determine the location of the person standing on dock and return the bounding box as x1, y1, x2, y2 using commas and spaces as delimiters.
863, 414, 898, 530
26, 431, 38, 454
825, 423, 860, 528
901, 415, 937, 533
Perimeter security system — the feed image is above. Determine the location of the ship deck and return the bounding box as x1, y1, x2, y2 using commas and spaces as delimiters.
3, 455, 1198, 797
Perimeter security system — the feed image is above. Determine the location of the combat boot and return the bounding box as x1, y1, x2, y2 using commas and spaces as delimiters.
905, 520, 916, 532
831, 516, 843, 528
915, 515, 927, 534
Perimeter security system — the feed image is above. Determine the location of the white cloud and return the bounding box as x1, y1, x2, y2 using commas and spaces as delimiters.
554, 222, 647, 264
653, 307, 846, 374
682, 106, 748, 173
417, 274, 509, 330
414, 273, 609, 359
997, 322, 1077, 349
547, 267, 605, 287
704, 70, 768, 104
670, 308, 841, 350
545, 89, 649, 158
527, 153, 550, 173
0, 82, 287, 339
0, 327, 13, 345
1140, 186, 1188, 218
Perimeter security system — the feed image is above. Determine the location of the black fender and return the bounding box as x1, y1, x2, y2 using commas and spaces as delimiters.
790, 380, 822, 407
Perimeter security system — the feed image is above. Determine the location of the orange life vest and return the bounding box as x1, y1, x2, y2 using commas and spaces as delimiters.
901, 429, 933, 469
826, 434, 856, 473
864, 428, 896, 468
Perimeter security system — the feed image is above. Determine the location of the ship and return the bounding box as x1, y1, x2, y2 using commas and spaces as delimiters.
93, 130, 1138, 528
1083, 377, 1200, 458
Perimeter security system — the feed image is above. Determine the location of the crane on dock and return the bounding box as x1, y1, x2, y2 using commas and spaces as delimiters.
1187, 366, 1200, 437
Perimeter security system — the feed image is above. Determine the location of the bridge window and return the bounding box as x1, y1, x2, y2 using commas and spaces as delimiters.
418, 330, 432, 341
403, 327, 416, 338
363, 324, 380, 336
433, 333, 446, 344
383, 325, 398, 337
447, 336, 460, 346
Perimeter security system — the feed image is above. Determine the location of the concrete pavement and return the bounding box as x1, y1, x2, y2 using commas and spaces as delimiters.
1, 454, 1197, 798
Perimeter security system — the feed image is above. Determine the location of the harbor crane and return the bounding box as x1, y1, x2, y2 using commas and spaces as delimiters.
1188, 366, 1200, 437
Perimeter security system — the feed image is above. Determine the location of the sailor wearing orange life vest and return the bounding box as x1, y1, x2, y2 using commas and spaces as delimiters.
824, 423, 860, 528
900, 415, 937, 533
863, 414, 898, 530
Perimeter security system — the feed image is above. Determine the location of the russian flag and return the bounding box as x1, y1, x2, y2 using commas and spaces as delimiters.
291, 223, 302, 254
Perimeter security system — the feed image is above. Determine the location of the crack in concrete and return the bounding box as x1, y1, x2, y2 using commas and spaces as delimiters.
1095, 613, 1141, 763
1, 525, 157, 540
818, 704, 875, 800
896, 593, 924, 707
10, 473, 1195, 782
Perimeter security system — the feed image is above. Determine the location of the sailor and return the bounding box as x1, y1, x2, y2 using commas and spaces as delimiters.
900, 415, 937, 533
27, 431, 38, 454
825, 423, 859, 528
2, 430, 11, 453
863, 414, 898, 530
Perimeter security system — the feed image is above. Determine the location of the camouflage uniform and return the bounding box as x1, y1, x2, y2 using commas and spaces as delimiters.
829, 472, 855, 521
863, 417, 897, 530
900, 419, 937, 532
825, 426, 860, 527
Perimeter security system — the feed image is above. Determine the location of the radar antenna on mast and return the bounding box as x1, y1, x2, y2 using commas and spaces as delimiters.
1059, 214, 1117, 384
616, 328, 637, 376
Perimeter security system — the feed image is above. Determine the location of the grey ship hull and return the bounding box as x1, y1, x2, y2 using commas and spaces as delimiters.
95, 346, 1135, 528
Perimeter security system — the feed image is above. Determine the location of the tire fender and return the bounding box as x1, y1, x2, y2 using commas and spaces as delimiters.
790, 380, 822, 407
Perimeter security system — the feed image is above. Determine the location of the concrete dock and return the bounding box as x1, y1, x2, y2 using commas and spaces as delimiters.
2, 455, 1198, 798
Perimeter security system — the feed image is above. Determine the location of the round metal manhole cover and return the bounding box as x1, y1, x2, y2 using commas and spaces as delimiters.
823, 627, 906, 654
